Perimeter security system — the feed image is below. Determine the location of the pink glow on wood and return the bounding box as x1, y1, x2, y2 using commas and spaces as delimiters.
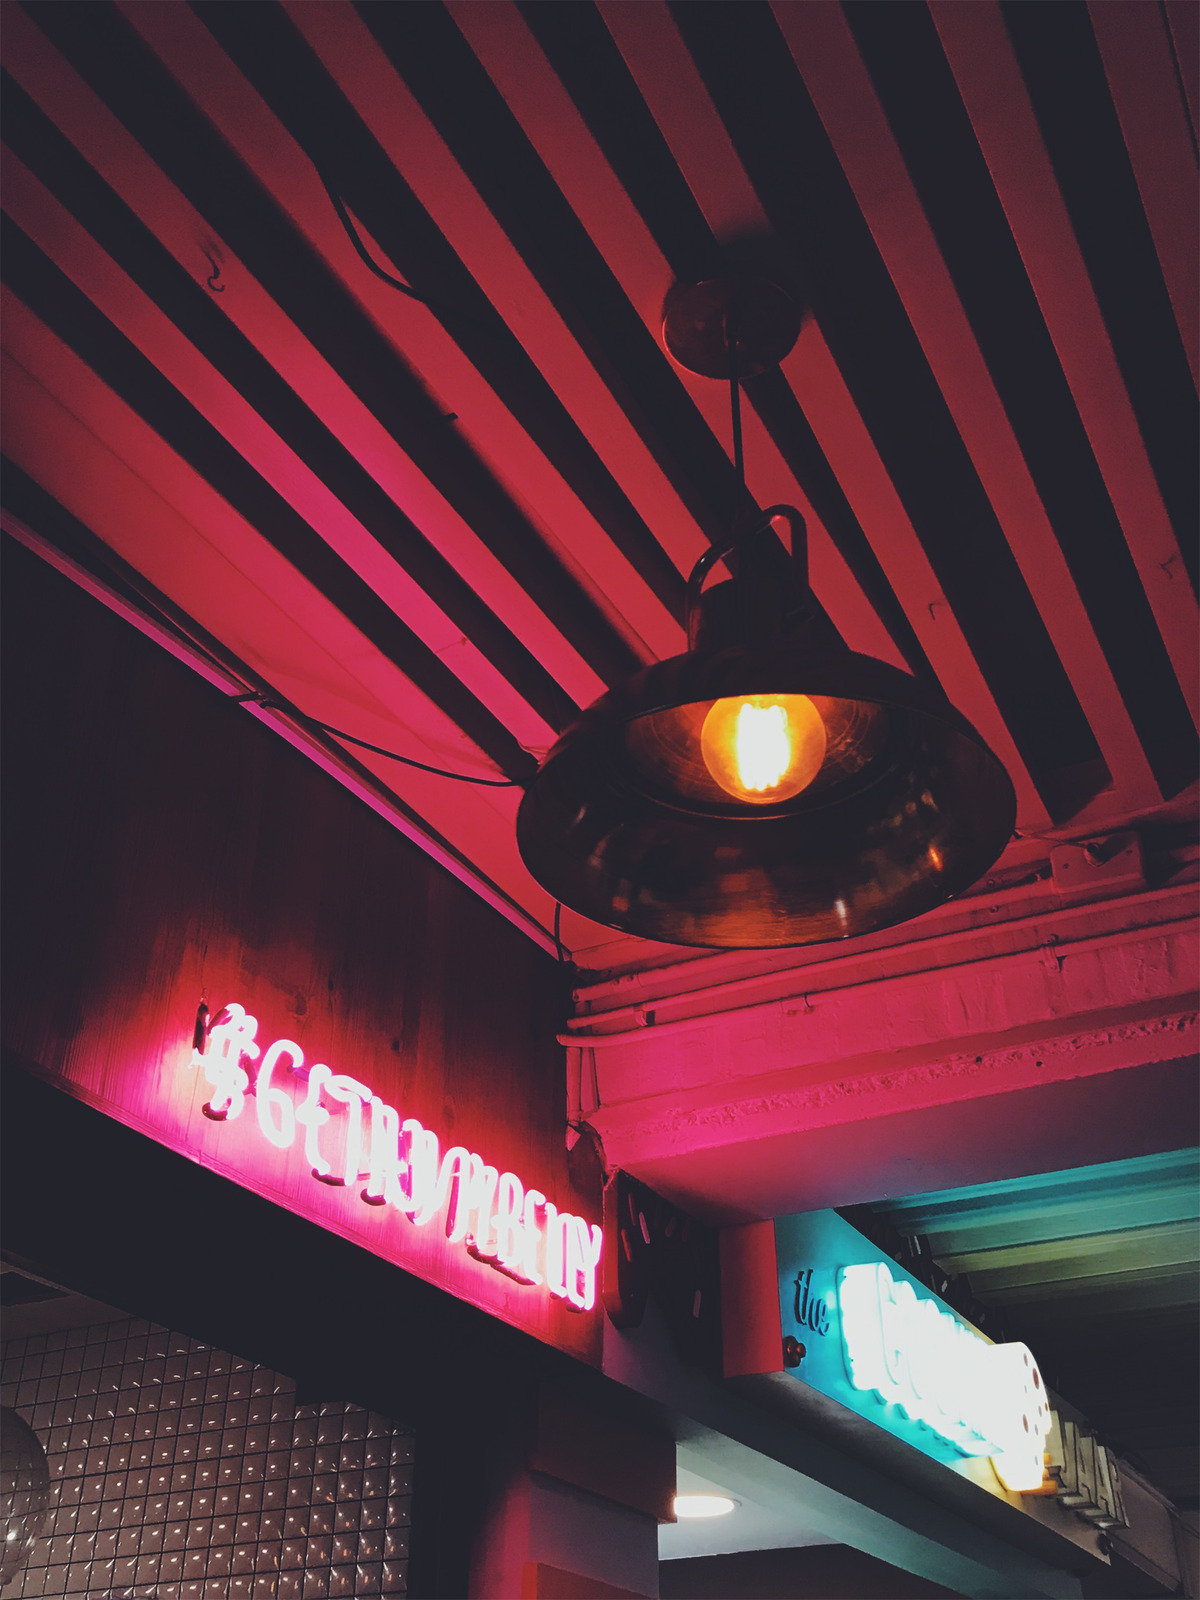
188, 995, 604, 1311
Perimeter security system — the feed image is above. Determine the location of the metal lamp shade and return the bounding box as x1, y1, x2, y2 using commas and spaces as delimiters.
517, 645, 1016, 949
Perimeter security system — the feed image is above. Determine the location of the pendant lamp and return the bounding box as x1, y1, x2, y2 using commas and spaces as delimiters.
517, 281, 1016, 948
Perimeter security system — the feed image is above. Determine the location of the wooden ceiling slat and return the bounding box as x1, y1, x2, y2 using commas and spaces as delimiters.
354, 0, 742, 548
1, 220, 536, 783
0, 90, 578, 737
783, 326, 1054, 835
838, 1, 1196, 804
671, 1, 1107, 807
939, 1219, 1200, 1278
598, 0, 1055, 830
449, 0, 918, 677
185, 0, 686, 662
962, 1231, 1200, 1297
0, 339, 518, 794
116, 0, 671, 677
597, 0, 771, 245
933, 0, 1200, 733
0, 8, 611, 716
1089, 2, 1200, 388
589, 0, 934, 679
30, 0, 648, 691
1001, 2, 1198, 594
517, 0, 724, 288
258, 3, 685, 666
775, 0, 1162, 813
438, 0, 714, 569
0, 148, 565, 753
1163, 0, 1200, 136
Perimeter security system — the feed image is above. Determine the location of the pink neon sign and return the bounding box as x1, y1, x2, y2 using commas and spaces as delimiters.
191, 1003, 603, 1312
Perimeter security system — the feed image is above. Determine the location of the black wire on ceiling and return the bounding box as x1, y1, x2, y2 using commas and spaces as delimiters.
275, 697, 570, 960
249, 699, 523, 787
307, 163, 578, 957
313, 163, 489, 335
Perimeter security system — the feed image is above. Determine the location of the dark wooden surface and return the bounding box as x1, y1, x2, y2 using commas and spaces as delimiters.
2, 535, 600, 1367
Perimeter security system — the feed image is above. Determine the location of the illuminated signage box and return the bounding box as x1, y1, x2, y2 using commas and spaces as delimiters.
723, 1210, 1052, 1500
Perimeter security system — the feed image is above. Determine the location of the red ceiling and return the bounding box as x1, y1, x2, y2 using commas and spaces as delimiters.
2, 0, 1196, 971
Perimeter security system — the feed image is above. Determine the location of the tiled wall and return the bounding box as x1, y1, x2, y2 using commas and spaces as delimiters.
1, 1318, 412, 1599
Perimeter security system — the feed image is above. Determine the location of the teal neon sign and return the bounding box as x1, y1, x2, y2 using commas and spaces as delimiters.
775, 1211, 1050, 1491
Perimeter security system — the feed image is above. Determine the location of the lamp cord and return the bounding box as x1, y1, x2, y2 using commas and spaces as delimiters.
235, 696, 521, 787
314, 164, 489, 335
727, 296, 746, 494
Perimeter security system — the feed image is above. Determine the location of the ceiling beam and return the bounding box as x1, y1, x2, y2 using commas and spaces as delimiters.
1, 98, 579, 739
189, 0, 688, 658
24, 0, 651, 686
773, 0, 1162, 813
1089, 2, 1200, 387
450, 0, 923, 678
1, 223, 536, 782
932, 0, 1199, 732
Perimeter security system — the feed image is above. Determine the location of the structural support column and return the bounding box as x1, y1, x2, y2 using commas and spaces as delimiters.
469, 1376, 674, 1600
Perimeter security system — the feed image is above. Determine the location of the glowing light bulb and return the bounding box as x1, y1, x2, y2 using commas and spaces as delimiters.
735, 702, 789, 790
700, 694, 826, 803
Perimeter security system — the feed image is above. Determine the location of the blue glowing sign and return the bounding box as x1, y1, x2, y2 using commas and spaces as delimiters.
774, 1210, 1049, 1489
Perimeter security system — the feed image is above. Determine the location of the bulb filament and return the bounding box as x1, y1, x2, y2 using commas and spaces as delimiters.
699, 692, 827, 804
735, 702, 791, 792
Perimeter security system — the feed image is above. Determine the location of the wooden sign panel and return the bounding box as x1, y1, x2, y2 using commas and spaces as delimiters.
2, 541, 601, 1367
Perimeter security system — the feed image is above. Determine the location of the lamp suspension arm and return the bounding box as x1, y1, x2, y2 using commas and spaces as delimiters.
727, 297, 746, 493
683, 302, 809, 646
686, 506, 809, 648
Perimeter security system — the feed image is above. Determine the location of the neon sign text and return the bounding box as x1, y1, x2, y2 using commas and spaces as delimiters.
838, 1261, 1051, 1492
191, 1004, 602, 1311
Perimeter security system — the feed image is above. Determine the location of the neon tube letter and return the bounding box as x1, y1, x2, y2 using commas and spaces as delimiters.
200, 1004, 260, 1121
296, 1064, 333, 1180
362, 1096, 400, 1206
517, 1190, 546, 1285
493, 1173, 526, 1273
255, 1040, 301, 1149
325, 1075, 373, 1187
565, 1217, 604, 1312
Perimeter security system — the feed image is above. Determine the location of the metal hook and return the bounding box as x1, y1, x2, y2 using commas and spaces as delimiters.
201, 246, 225, 294
685, 504, 809, 648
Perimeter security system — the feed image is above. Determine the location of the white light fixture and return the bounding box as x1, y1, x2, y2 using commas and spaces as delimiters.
673, 1494, 737, 1519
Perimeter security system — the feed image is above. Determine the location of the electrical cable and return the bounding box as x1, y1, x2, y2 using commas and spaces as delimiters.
249, 699, 522, 787
293, 168, 585, 948
2, 519, 570, 952
727, 296, 745, 494
313, 164, 489, 333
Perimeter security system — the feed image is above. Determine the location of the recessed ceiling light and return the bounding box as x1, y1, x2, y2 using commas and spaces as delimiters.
673, 1493, 737, 1519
